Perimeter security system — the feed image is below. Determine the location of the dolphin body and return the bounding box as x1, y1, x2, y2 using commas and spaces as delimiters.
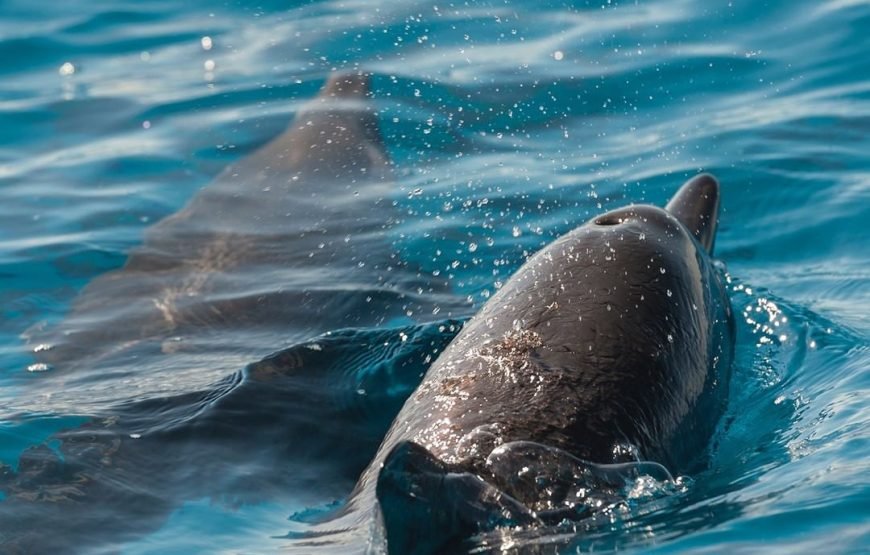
4, 74, 462, 553
22, 73, 459, 409
313, 176, 735, 554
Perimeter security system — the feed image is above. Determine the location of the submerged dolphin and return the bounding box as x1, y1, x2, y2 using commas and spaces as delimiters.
310, 176, 734, 554
22, 73, 459, 410
3, 74, 461, 553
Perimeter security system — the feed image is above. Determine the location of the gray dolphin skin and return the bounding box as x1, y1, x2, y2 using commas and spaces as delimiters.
316, 176, 735, 554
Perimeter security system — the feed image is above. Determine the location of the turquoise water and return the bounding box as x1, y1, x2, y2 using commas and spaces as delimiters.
1, 0, 868, 553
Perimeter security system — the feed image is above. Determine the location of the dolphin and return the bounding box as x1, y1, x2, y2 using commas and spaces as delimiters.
3, 73, 462, 553
21, 72, 460, 411
305, 175, 734, 554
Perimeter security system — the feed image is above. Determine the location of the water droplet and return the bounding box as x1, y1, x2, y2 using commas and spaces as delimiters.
666, 289, 672, 297
201, 36, 213, 50
27, 363, 51, 372
58, 62, 75, 76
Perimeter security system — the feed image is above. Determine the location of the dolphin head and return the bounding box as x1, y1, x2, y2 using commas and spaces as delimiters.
553, 173, 732, 467
369, 175, 735, 554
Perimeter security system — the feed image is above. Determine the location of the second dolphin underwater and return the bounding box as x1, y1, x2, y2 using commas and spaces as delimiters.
307, 175, 735, 553
5, 73, 460, 553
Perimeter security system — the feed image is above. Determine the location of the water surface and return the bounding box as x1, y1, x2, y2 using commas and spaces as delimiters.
0, 0, 868, 553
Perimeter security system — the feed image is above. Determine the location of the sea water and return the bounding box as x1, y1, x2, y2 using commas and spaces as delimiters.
0, 0, 868, 553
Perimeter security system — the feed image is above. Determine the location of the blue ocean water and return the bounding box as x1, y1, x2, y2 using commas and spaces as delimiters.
0, 0, 868, 553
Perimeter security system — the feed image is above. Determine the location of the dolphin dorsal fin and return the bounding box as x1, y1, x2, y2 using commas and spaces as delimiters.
665, 173, 721, 254
321, 72, 371, 99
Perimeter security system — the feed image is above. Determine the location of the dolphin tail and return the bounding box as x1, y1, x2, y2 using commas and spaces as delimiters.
375, 440, 537, 555
665, 173, 720, 254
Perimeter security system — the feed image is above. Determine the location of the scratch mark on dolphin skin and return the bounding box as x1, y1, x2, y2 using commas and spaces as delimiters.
479, 329, 544, 358
150, 235, 249, 330
152, 298, 177, 328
